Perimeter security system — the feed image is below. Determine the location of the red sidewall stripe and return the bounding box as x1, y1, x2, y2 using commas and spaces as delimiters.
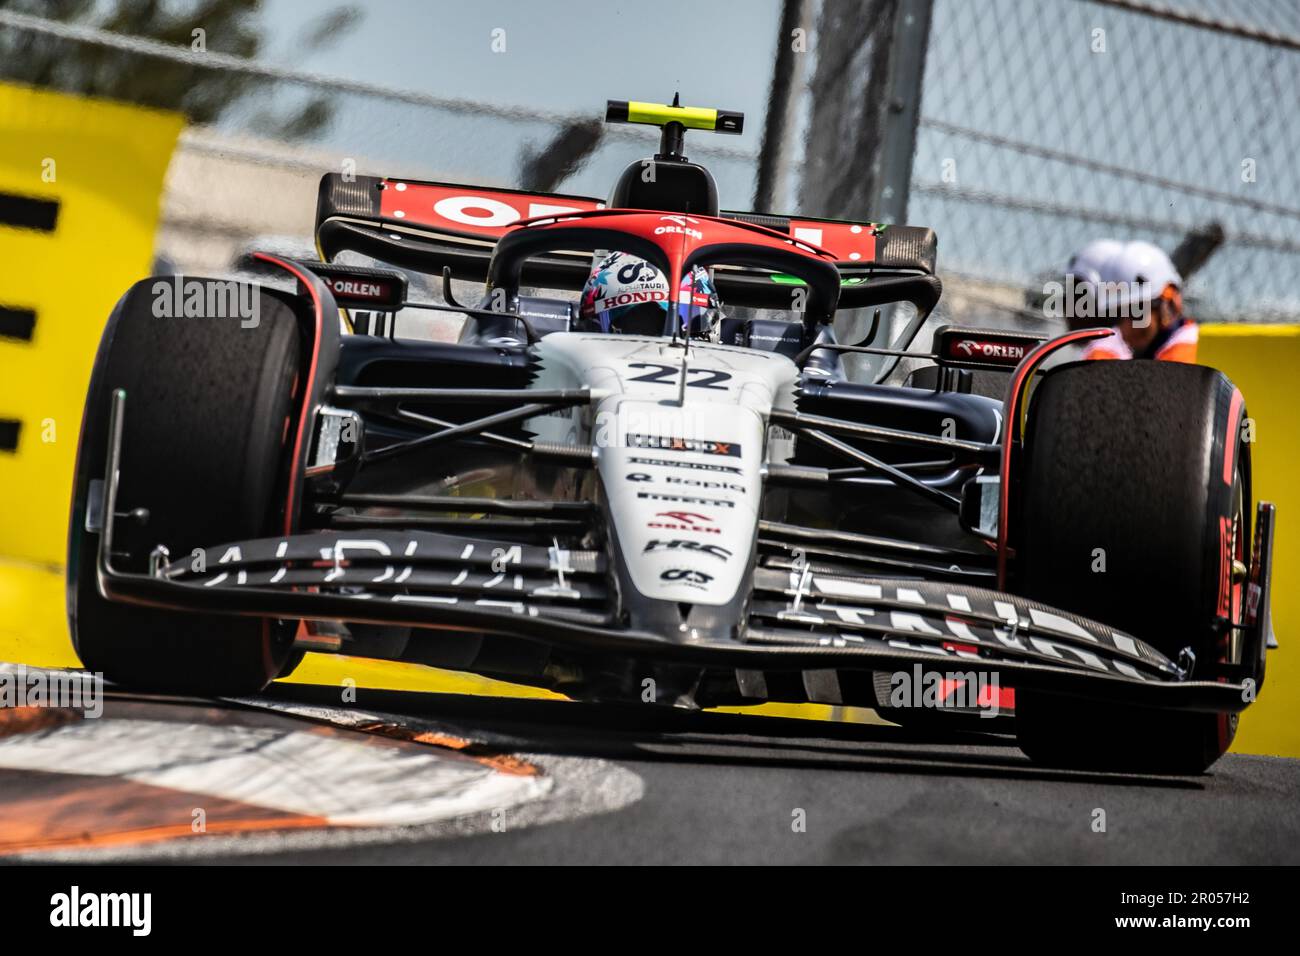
1223, 388, 1244, 486
996, 328, 1112, 588
250, 253, 325, 538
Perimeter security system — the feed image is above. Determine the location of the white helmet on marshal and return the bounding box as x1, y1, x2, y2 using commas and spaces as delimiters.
1066, 238, 1123, 285
1095, 240, 1182, 317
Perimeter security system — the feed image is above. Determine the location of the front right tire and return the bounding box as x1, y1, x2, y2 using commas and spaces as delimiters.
1013, 359, 1248, 774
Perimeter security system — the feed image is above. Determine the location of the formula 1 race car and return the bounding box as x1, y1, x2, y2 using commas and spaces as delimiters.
68, 98, 1275, 773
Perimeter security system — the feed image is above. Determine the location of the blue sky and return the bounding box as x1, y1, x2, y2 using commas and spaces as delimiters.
251, 0, 783, 207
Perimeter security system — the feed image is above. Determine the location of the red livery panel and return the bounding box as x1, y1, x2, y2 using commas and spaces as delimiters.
378, 180, 603, 238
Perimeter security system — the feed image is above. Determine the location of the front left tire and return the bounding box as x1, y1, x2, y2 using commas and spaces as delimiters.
67, 277, 304, 696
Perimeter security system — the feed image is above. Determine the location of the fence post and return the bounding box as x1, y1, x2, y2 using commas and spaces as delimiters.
754, 0, 810, 213
798, 0, 933, 225
872, 0, 933, 227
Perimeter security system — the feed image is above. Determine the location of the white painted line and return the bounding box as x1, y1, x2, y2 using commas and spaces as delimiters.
0, 718, 548, 827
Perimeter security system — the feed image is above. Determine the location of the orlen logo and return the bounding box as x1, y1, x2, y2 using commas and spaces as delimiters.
948, 338, 1027, 364
327, 279, 387, 300
647, 512, 721, 534
654, 215, 703, 240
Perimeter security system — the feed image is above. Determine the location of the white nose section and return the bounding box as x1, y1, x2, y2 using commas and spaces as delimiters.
599, 399, 762, 607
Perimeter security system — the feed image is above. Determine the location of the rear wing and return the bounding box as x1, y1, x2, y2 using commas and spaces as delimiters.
315, 173, 938, 311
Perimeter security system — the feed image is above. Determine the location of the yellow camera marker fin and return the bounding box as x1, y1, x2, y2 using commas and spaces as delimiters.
605, 99, 743, 134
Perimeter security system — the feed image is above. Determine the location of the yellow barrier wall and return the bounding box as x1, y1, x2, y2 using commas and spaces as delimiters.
1200, 324, 1299, 758
0, 84, 182, 666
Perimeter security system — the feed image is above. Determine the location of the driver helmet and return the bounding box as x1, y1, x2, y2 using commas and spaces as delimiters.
579, 251, 721, 337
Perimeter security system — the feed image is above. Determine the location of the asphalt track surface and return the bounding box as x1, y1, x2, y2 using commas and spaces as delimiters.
203, 684, 1300, 865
